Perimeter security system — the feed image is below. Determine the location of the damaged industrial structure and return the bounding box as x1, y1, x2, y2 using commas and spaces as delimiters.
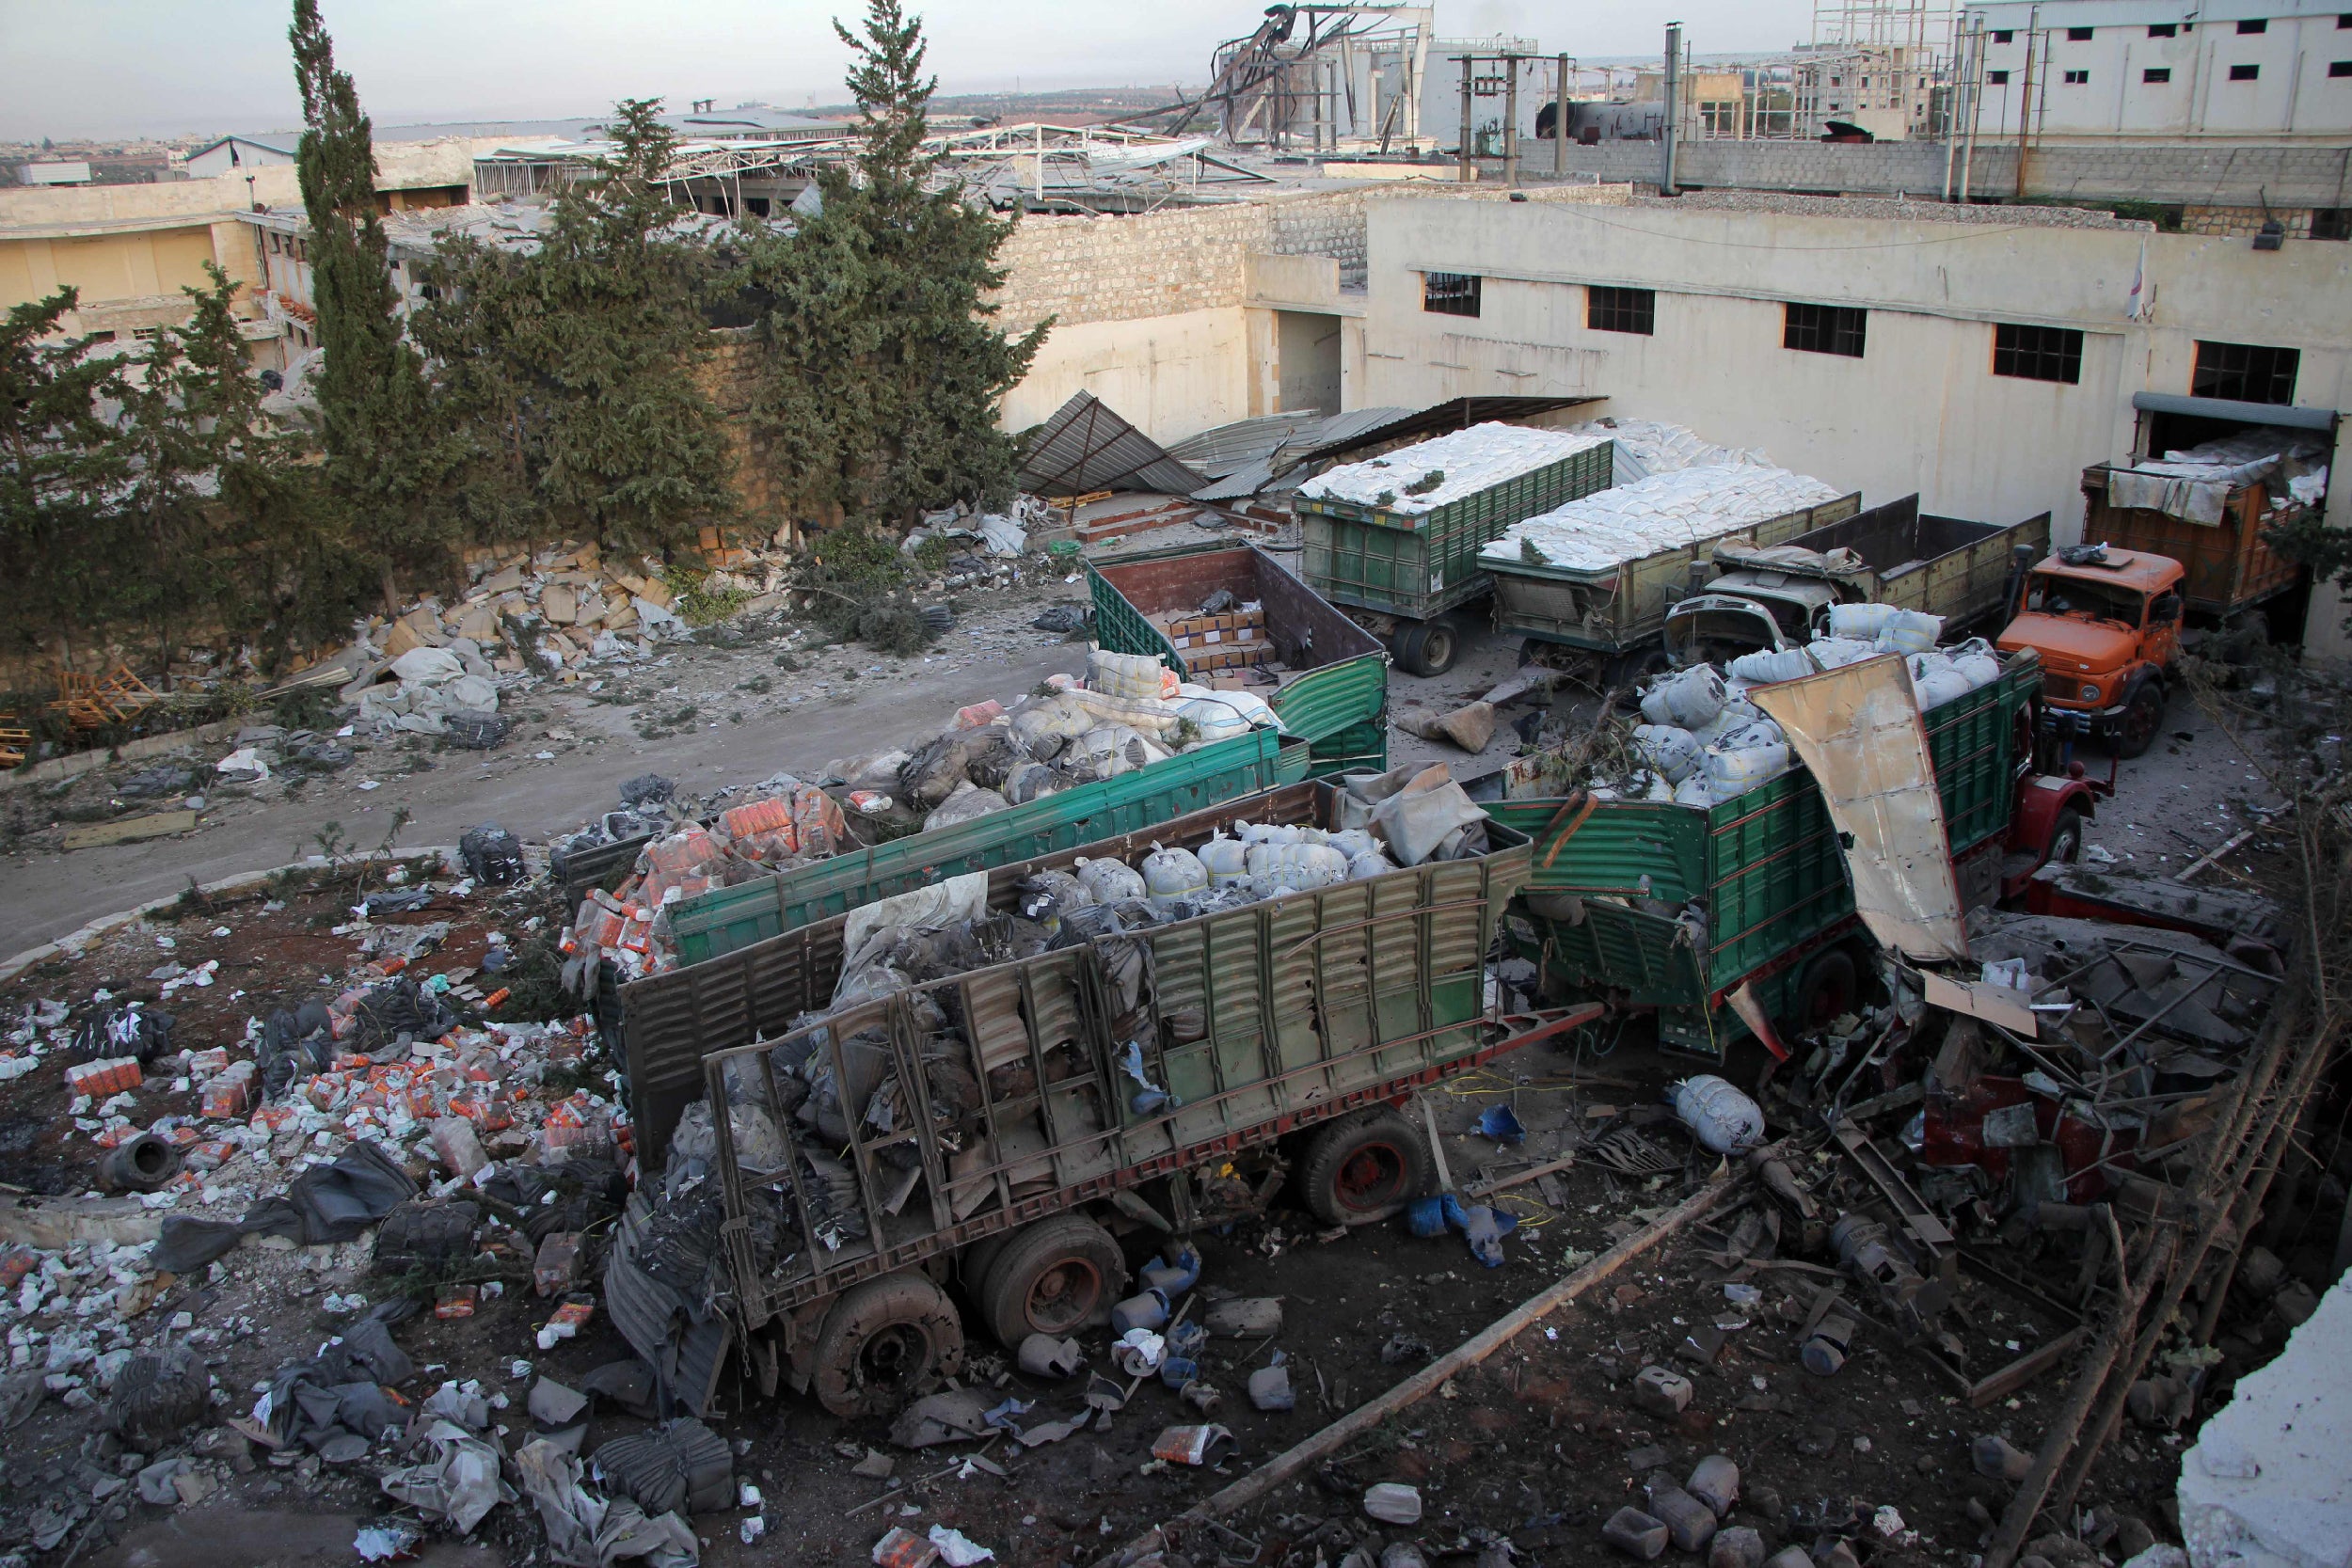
1, 1, 2350, 1567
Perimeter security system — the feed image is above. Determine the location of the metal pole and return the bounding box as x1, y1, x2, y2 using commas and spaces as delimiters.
1960, 21, 1981, 199
1555, 54, 1569, 174
1661, 23, 1682, 196
1504, 55, 1521, 186
2014, 8, 2039, 198
1458, 56, 1475, 181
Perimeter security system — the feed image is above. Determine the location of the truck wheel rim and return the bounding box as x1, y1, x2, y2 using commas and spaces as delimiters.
2125, 699, 2158, 750
1336, 1142, 1408, 1211
1025, 1259, 1103, 1333
859, 1323, 930, 1389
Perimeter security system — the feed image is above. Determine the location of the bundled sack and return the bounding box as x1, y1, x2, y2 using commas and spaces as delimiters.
1639, 665, 1726, 730
717, 785, 847, 863
1088, 649, 1179, 702
1632, 724, 1703, 784
1364, 767, 1489, 867
1172, 684, 1280, 744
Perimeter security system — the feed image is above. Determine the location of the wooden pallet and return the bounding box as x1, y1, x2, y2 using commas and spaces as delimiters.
49, 664, 163, 730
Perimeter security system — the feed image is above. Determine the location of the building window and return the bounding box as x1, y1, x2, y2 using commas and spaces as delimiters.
2194, 341, 2299, 404
1993, 29, 2014, 42
1785, 302, 1867, 358
2230, 63, 2260, 80
2067, 25, 2094, 40
2148, 23, 2177, 37
1587, 286, 1656, 335
1422, 272, 1482, 317
2237, 18, 2266, 33
2331, 59, 2352, 75
2063, 70, 2090, 83
1994, 324, 2084, 384
2310, 208, 2352, 240
2145, 67, 2173, 82
1989, 69, 2011, 84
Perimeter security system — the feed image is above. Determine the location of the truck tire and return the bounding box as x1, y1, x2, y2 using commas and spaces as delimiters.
1791, 947, 1859, 1032
976, 1215, 1127, 1348
809, 1273, 965, 1418
2045, 805, 2086, 866
1298, 1107, 1431, 1226
1393, 619, 1459, 677
1608, 644, 1674, 689
2115, 683, 2165, 760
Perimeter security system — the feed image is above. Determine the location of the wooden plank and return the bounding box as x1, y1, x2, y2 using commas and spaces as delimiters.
1967, 1324, 2087, 1408
64, 810, 199, 851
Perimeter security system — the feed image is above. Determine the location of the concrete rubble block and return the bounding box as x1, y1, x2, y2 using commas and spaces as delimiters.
1632, 1364, 1694, 1416
1972, 1433, 2034, 1482
1688, 1453, 1740, 1515
1760, 1550, 1812, 1568
1708, 1526, 1766, 1568
2180, 1273, 2352, 1568
540, 584, 580, 625
1647, 1485, 1719, 1553
1363, 1482, 1421, 1524
1602, 1506, 1672, 1560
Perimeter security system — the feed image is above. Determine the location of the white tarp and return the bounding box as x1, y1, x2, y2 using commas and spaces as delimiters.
2105, 427, 2330, 527
1747, 655, 1968, 962
1483, 465, 1842, 576
1295, 422, 1610, 515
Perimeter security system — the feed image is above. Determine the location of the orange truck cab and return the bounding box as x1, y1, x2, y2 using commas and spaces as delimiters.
1996, 545, 2185, 759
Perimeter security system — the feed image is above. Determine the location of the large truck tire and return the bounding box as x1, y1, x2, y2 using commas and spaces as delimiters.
2114, 682, 2165, 760
1393, 618, 1458, 677
809, 1272, 965, 1418
1790, 947, 1860, 1032
1298, 1106, 1432, 1226
976, 1214, 1127, 1348
2045, 805, 2087, 866
1608, 643, 1675, 689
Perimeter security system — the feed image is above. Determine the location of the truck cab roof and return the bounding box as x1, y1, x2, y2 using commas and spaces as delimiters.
2031, 546, 2184, 594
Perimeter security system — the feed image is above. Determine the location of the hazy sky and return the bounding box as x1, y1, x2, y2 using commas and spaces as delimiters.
3, 1, 1819, 143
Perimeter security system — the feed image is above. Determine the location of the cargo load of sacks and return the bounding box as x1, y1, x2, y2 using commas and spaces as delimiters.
1602, 610, 2004, 811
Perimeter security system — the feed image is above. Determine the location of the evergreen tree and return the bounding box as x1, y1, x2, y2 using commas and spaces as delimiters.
738, 1, 1048, 527
0, 289, 129, 655
291, 0, 450, 605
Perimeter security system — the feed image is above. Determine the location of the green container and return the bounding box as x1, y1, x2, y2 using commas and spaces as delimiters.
1297, 437, 1615, 623
1486, 654, 2039, 1054
667, 726, 1287, 965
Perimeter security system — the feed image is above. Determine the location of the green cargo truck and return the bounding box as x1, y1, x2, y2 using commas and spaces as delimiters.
1485, 488, 1863, 686
602, 780, 1576, 1418
1088, 542, 1389, 780
1295, 424, 1616, 677
1482, 650, 2056, 1057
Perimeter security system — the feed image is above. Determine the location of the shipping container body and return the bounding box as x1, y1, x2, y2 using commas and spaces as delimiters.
1485, 652, 2040, 1056
2079, 465, 2302, 620
605, 782, 1532, 1408
1704, 497, 2052, 637
1087, 544, 1390, 778
1296, 438, 1616, 625
1487, 492, 1864, 660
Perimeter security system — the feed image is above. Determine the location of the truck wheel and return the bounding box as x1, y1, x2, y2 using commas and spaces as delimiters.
1608, 645, 1674, 689
976, 1215, 1127, 1348
2045, 805, 2086, 866
1791, 948, 1859, 1031
2114, 684, 2164, 760
810, 1273, 965, 1418
1393, 620, 1458, 677
1298, 1107, 1431, 1226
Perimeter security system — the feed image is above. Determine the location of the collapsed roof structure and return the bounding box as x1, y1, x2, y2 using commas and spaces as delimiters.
1177, 4, 1437, 152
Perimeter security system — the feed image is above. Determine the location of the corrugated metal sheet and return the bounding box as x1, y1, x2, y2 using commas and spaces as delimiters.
1165, 410, 1334, 480
1293, 395, 1605, 467
1017, 390, 1208, 496
1186, 406, 1418, 501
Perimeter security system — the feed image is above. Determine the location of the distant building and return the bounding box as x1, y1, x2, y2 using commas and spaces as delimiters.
15, 162, 92, 187
1957, 0, 2352, 142
183, 135, 298, 180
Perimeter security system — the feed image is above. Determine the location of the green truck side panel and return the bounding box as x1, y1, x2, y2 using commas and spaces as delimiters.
1296, 440, 1615, 621
1488, 492, 1865, 652
667, 727, 1286, 965
1487, 657, 2038, 1043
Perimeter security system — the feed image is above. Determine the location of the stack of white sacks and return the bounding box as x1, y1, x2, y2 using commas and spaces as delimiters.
1614, 604, 2006, 810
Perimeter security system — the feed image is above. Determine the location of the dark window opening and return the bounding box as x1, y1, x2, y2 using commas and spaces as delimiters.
1993, 29, 2014, 42
2230, 63, 2261, 79
1587, 285, 1656, 336
1423, 272, 1482, 317
2067, 26, 2094, 40
2148, 23, 2177, 37
1994, 323, 2084, 384
2063, 69, 2090, 83
2145, 67, 2173, 82
2309, 208, 2352, 240
1989, 69, 2011, 84
2237, 18, 2266, 33
2193, 341, 2299, 404
2331, 59, 2352, 75
1785, 302, 1867, 358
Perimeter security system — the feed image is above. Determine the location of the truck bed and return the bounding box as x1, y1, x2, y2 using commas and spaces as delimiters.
1753, 495, 2052, 628
2080, 463, 2302, 618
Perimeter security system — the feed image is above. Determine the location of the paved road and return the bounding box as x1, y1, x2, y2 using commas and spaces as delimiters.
0, 642, 1089, 960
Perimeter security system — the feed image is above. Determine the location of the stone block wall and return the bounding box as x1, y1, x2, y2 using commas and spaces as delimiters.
2181, 204, 2312, 238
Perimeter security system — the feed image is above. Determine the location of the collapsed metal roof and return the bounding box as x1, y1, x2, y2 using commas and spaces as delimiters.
1016, 391, 1209, 497
1179, 396, 1606, 503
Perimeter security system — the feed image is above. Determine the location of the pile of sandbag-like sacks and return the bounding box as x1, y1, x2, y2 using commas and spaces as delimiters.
1615, 604, 2006, 810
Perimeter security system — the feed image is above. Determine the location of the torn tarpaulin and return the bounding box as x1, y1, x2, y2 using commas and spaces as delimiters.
265, 1301, 419, 1453
244, 1139, 419, 1246
382, 1419, 514, 1534
516, 1438, 700, 1568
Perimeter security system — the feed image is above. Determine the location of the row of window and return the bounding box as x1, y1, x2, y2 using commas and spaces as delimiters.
1992, 16, 2352, 42
1418, 274, 2303, 400
1988, 61, 2352, 84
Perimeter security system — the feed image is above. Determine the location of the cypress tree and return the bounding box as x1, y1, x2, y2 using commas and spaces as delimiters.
739, 1, 1049, 528
290, 0, 450, 606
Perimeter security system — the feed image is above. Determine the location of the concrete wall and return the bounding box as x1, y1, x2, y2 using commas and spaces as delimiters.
0, 220, 259, 337
1354, 194, 2351, 626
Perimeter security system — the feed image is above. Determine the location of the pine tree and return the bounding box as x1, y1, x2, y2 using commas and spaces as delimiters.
291, 0, 451, 606
738, 0, 1048, 528
0, 289, 129, 656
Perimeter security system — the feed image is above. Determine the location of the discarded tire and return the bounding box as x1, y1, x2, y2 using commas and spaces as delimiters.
98, 1132, 181, 1194
589, 1418, 734, 1516
810, 1272, 964, 1418
105, 1344, 209, 1447
1297, 1107, 1430, 1226
977, 1214, 1127, 1349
